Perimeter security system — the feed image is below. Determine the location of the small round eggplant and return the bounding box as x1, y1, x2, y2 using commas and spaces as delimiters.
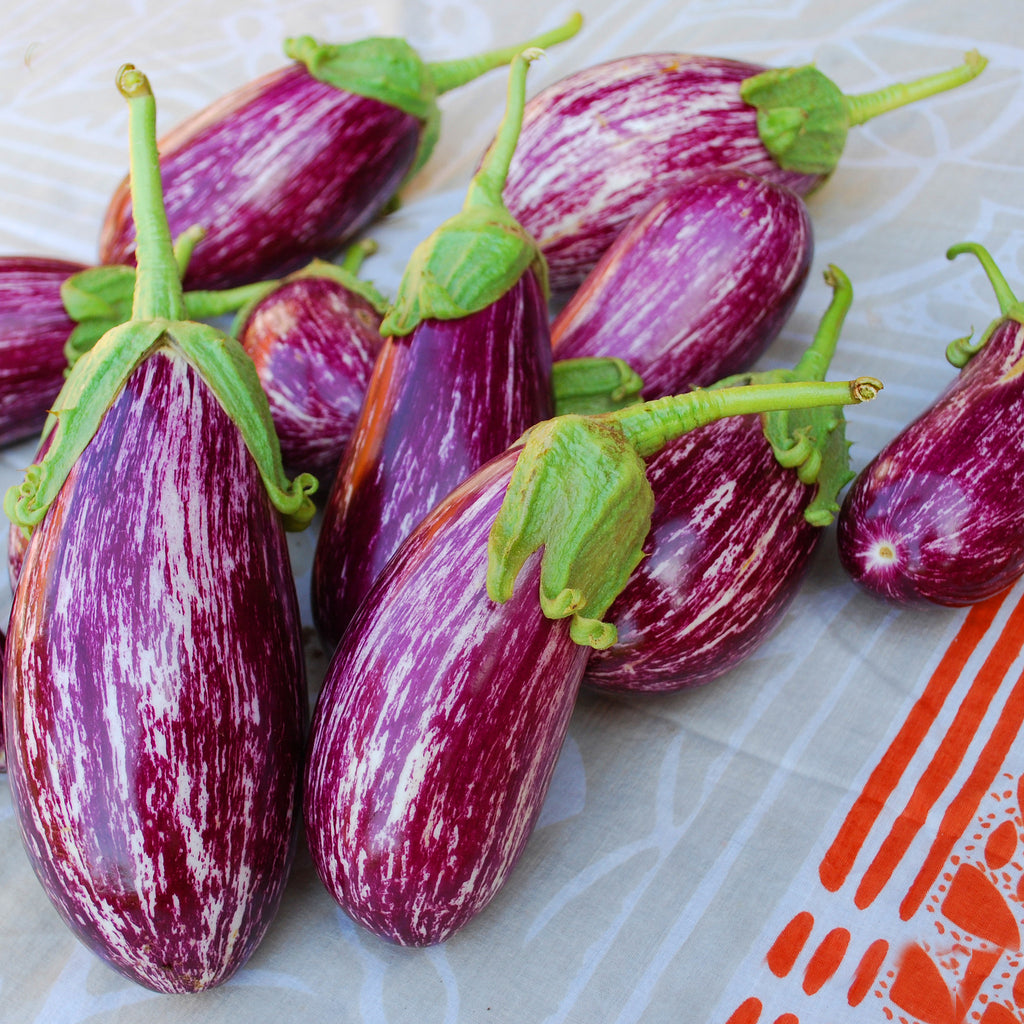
236, 255, 386, 481
500, 50, 987, 291
837, 243, 1024, 605
99, 16, 583, 291
580, 267, 864, 691
550, 169, 813, 398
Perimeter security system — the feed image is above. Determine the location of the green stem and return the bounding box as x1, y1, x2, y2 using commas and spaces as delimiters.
465, 49, 539, 210
613, 377, 882, 459
947, 241, 1021, 317
340, 237, 378, 275
117, 64, 185, 323
845, 50, 987, 127
792, 264, 853, 381
183, 280, 281, 320
427, 12, 582, 94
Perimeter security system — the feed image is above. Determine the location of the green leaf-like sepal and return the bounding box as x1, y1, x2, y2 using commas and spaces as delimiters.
61, 264, 139, 366
487, 415, 654, 649
552, 357, 644, 416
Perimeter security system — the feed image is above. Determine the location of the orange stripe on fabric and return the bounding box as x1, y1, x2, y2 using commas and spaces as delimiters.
848, 939, 889, 1007
766, 912, 814, 978
802, 927, 850, 995
725, 997, 763, 1024
819, 593, 1007, 893
900, 664, 1024, 920
855, 591, 1024, 910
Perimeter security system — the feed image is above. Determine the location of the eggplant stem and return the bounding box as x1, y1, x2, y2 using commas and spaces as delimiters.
947, 241, 1021, 316
340, 237, 378, 275
117, 64, 186, 323
427, 12, 582, 95
792, 265, 854, 382
613, 378, 882, 459
844, 50, 987, 127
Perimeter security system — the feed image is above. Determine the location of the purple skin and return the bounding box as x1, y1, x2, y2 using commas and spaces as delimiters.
551, 169, 813, 398
0, 628, 5, 773
311, 270, 553, 650
502, 54, 821, 293
304, 445, 589, 946
0, 256, 84, 448
238, 274, 383, 480
3, 350, 307, 992
99, 64, 421, 291
584, 412, 820, 693
837, 317, 1024, 606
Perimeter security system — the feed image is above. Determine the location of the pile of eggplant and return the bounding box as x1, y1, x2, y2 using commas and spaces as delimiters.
0, 11, 1003, 992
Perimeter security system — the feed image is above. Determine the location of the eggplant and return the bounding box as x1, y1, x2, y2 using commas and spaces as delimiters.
0, 627, 5, 773
235, 244, 387, 480
304, 373, 880, 947
500, 49, 987, 291
583, 267, 862, 692
2, 65, 316, 993
837, 243, 1024, 605
550, 168, 813, 398
98, 15, 583, 291
311, 50, 554, 650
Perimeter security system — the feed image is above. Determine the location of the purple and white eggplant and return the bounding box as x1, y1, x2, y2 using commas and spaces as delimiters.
837, 243, 1024, 605
550, 168, 813, 398
2, 65, 316, 993
500, 49, 987, 291
98, 15, 582, 291
235, 243, 387, 480
583, 267, 864, 692
311, 50, 554, 650
304, 371, 880, 947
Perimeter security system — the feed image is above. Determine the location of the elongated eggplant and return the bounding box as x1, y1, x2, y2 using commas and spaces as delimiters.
311, 51, 553, 649
500, 50, 986, 291
98, 15, 582, 291
235, 245, 387, 480
2, 65, 316, 993
583, 267, 862, 692
551, 168, 812, 398
837, 243, 1024, 605
305, 374, 880, 946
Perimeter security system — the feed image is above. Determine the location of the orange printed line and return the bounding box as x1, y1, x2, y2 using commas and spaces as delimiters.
725, 997, 763, 1024
900, 664, 1024, 920
802, 927, 850, 995
819, 592, 1007, 893
848, 939, 889, 1007
766, 912, 814, 978
856, 593, 1024, 911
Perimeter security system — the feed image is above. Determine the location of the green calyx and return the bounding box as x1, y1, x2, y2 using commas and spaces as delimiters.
380, 49, 547, 337
552, 357, 644, 416
715, 264, 860, 525
3, 64, 316, 535
285, 13, 582, 180
487, 370, 883, 648
944, 241, 1024, 367
741, 50, 987, 177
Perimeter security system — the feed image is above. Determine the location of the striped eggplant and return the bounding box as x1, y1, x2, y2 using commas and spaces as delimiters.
500, 49, 987, 291
550, 168, 813, 398
2, 65, 316, 993
304, 373, 881, 946
583, 267, 863, 692
98, 15, 582, 291
235, 244, 387, 480
311, 51, 553, 650
0, 627, 5, 772
837, 243, 1024, 605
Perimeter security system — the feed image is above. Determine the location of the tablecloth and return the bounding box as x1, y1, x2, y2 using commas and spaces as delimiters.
1, 1, 1023, 1021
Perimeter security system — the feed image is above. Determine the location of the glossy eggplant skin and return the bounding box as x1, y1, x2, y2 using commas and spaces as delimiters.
311, 270, 553, 650
238, 274, 383, 480
304, 446, 589, 946
836, 318, 1024, 606
551, 169, 813, 398
502, 54, 823, 292
584, 412, 819, 692
0, 256, 84, 448
3, 349, 306, 993
99, 63, 421, 291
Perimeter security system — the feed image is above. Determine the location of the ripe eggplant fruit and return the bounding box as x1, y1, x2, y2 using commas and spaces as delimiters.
837, 243, 1024, 605
2, 66, 316, 993
501, 49, 987, 291
235, 243, 388, 480
98, 15, 583, 291
550, 168, 813, 398
304, 374, 880, 947
311, 50, 554, 650
583, 267, 862, 692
